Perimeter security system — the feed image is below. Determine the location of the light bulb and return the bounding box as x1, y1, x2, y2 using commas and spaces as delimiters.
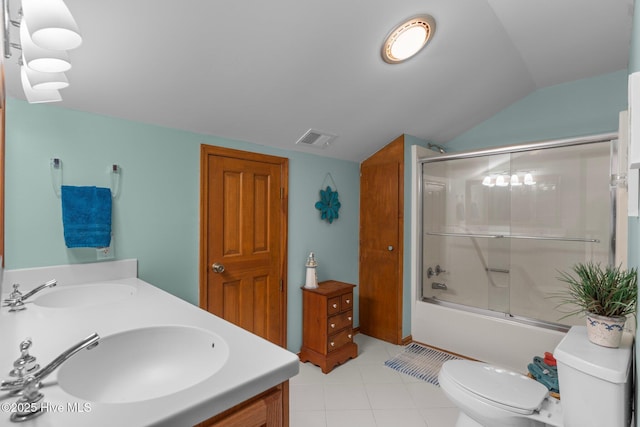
524, 173, 536, 185
496, 176, 508, 187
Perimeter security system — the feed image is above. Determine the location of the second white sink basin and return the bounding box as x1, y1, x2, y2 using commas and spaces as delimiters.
34, 283, 137, 308
58, 325, 229, 403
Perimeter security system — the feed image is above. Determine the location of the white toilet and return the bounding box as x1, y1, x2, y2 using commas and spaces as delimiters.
439, 326, 633, 427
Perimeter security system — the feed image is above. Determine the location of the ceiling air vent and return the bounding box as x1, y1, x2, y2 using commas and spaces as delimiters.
295, 129, 337, 149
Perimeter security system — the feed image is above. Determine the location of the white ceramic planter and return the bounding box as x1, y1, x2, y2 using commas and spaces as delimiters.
585, 312, 626, 348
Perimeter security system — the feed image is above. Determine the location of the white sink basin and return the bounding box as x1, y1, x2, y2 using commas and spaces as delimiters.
58, 325, 229, 403
34, 283, 137, 308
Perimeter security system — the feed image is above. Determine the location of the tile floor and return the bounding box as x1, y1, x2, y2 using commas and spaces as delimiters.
289, 334, 460, 427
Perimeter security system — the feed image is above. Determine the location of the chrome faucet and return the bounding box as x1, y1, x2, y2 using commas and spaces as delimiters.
3, 279, 57, 311
9, 338, 39, 379
1, 333, 100, 422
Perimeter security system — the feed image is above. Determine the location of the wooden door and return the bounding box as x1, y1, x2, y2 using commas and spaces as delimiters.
359, 136, 403, 344
200, 145, 288, 347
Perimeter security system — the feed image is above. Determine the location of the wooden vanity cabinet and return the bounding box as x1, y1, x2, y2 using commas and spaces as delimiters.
195, 381, 288, 427
299, 280, 358, 373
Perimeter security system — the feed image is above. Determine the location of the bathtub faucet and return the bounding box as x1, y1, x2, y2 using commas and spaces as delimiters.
435, 265, 446, 275
427, 265, 447, 279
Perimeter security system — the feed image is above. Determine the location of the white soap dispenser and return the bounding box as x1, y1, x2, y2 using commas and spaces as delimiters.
304, 252, 318, 289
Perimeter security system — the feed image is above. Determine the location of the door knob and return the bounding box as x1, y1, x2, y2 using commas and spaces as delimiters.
212, 263, 225, 273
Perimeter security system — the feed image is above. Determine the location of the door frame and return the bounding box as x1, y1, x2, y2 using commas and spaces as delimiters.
199, 144, 289, 346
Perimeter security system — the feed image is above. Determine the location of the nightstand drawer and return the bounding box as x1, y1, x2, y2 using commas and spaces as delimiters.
328, 297, 341, 315
328, 310, 353, 333
341, 293, 353, 309
328, 328, 353, 352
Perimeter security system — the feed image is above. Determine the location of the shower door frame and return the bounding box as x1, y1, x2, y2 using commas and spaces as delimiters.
417, 132, 620, 332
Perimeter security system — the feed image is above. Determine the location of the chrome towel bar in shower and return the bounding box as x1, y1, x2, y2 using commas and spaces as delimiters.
485, 268, 510, 274
425, 231, 600, 244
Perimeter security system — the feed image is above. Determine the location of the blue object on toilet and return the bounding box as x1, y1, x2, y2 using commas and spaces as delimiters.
61, 185, 112, 248
527, 356, 559, 393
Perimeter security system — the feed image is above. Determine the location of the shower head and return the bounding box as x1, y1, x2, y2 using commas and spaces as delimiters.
428, 143, 446, 154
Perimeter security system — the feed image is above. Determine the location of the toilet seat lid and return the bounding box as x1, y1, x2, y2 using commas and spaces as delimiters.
441, 360, 548, 414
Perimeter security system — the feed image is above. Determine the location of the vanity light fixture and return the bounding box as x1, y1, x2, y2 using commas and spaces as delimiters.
23, 63, 68, 90
381, 15, 436, 64
3, 0, 82, 103
20, 66, 62, 103
482, 176, 493, 187
510, 174, 522, 186
21, 0, 82, 50
20, 20, 72, 72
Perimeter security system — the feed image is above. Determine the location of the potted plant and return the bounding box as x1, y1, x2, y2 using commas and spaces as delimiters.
555, 262, 637, 348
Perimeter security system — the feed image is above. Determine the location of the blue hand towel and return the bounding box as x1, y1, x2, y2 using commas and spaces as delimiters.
61, 185, 112, 248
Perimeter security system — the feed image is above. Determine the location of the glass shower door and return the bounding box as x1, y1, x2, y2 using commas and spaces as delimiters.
421, 138, 613, 328
507, 142, 610, 326
422, 153, 512, 313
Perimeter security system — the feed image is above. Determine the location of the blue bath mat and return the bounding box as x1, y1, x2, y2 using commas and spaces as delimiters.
384, 343, 462, 386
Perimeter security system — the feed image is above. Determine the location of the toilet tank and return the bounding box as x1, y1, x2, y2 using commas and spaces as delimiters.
554, 326, 633, 427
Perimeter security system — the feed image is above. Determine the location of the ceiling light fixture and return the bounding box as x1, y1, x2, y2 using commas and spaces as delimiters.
381, 15, 436, 64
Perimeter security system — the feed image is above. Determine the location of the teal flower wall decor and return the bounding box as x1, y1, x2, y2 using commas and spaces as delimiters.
315, 186, 341, 223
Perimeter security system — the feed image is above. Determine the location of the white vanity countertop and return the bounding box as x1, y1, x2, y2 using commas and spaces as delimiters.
0, 277, 299, 426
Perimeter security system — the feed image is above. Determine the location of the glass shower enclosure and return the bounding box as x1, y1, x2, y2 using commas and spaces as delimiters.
420, 134, 619, 330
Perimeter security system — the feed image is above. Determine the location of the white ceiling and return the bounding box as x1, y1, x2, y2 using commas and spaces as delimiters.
3, 0, 634, 162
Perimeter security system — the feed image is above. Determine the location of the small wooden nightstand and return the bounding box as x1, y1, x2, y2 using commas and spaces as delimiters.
299, 280, 358, 373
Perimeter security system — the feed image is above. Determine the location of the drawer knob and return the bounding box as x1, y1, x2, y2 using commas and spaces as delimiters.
348, 317, 352, 321
346, 299, 350, 304
348, 334, 352, 339
330, 323, 335, 328
330, 342, 335, 347
332, 303, 338, 309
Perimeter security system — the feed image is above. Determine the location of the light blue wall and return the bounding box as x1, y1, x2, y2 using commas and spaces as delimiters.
446, 69, 628, 152
4, 98, 359, 353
